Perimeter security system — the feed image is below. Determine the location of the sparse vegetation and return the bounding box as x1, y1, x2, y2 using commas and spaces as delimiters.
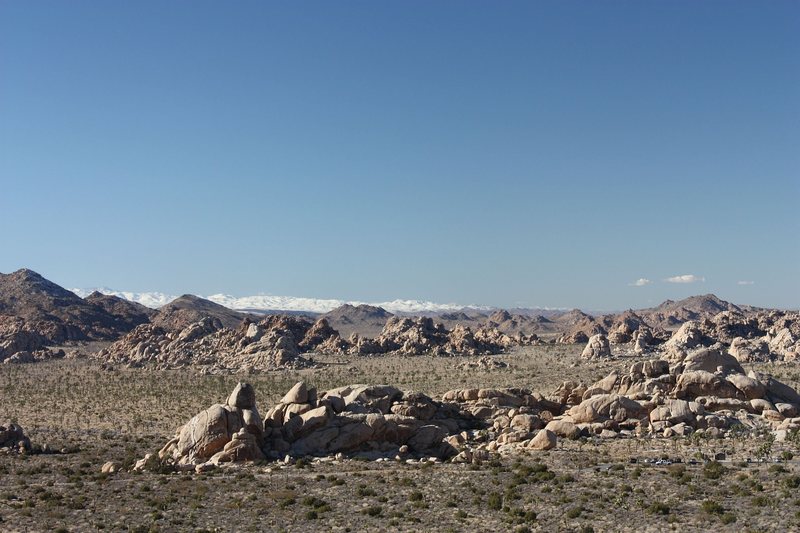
0, 350, 798, 531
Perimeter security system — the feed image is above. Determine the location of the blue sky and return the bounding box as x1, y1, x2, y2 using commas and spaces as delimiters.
1, 1, 798, 310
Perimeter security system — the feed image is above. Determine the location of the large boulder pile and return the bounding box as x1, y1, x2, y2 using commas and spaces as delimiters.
440, 387, 565, 458
149, 383, 265, 470
97, 316, 347, 371
98, 313, 532, 370
348, 317, 518, 356
560, 309, 799, 362
334, 316, 533, 356
657, 312, 800, 364
662, 321, 715, 360
0, 421, 31, 454
141, 381, 486, 472
135, 381, 573, 472
263, 383, 467, 459
0, 316, 60, 364
556, 330, 590, 344
545, 346, 800, 439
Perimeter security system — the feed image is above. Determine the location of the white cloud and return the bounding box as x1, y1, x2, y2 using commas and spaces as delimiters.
737, 280, 755, 286
629, 278, 652, 287
665, 274, 705, 284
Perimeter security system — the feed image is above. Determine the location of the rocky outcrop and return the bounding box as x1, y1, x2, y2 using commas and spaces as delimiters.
632, 327, 654, 354
148, 383, 264, 471
581, 334, 611, 359
99, 311, 532, 369
767, 328, 799, 360
663, 321, 714, 360
657, 313, 800, 364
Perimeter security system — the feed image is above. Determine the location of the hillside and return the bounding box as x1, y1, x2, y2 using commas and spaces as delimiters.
322, 304, 393, 338
0, 269, 148, 342
151, 294, 250, 332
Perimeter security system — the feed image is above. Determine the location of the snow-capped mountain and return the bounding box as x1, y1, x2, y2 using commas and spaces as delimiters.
69, 288, 493, 314
70, 288, 176, 309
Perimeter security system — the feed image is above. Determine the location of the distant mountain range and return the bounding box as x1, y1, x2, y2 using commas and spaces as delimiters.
68, 287, 508, 315
0, 268, 783, 359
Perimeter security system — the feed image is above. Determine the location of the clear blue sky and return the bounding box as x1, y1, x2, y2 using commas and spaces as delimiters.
1, 1, 798, 310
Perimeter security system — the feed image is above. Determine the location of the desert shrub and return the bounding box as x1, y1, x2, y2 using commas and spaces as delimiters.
768, 464, 787, 474
356, 485, 376, 497
701, 500, 724, 515
566, 506, 583, 519
703, 461, 726, 480
752, 495, 769, 506
668, 464, 685, 478
647, 502, 670, 515
784, 476, 800, 489
487, 492, 503, 511
362, 506, 382, 517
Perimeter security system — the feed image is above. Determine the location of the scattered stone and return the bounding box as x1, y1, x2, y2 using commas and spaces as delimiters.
528, 429, 557, 450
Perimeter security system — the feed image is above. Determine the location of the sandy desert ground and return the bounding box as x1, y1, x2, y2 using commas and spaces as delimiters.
2, 345, 800, 532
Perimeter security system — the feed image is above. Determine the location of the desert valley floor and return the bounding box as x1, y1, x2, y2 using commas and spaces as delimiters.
3, 345, 800, 532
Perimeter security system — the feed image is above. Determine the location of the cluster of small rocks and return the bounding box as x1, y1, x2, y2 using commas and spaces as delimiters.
0, 421, 31, 455
456, 356, 509, 371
